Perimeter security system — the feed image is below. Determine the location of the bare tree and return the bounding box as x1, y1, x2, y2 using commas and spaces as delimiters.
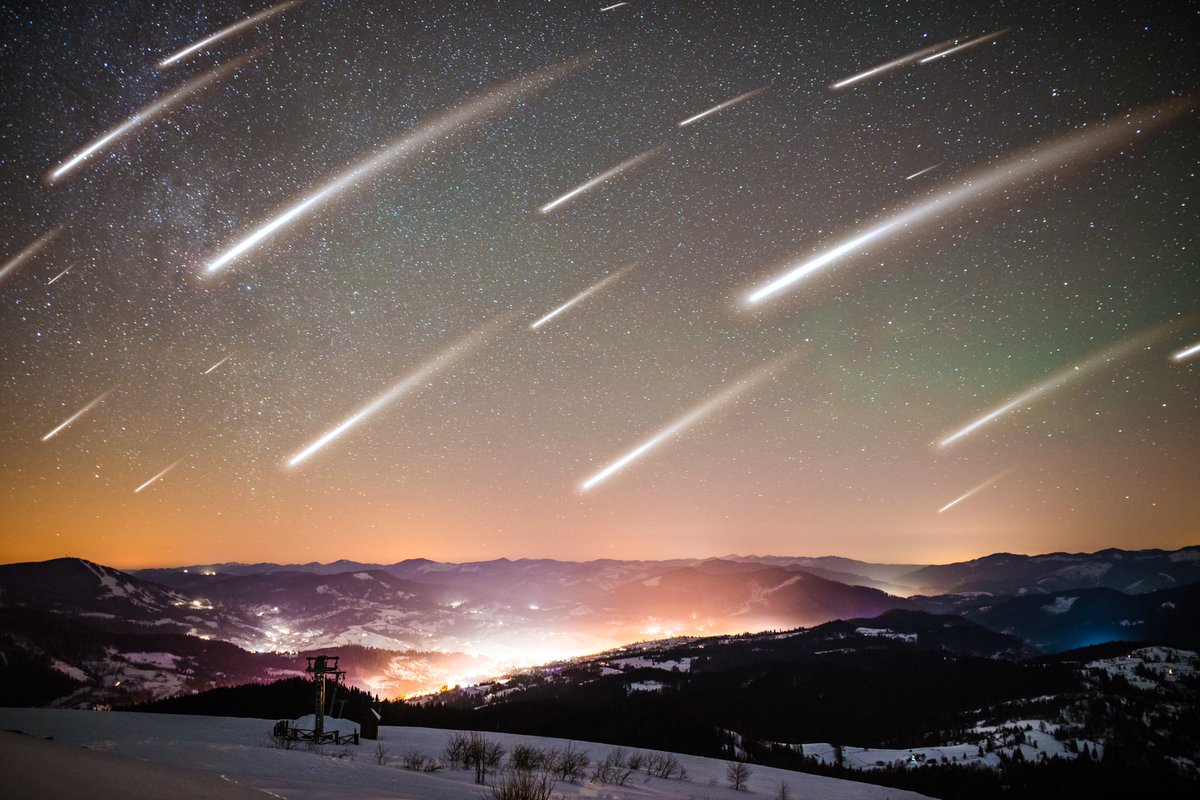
727, 760, 751, 791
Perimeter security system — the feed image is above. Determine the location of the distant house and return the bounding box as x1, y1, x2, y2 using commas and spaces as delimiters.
359, 707, 381, 740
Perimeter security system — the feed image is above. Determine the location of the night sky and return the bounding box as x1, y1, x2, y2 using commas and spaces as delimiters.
1, 0, 1196, 569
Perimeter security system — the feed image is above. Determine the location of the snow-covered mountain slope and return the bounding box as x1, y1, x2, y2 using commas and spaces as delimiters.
899, 546, 1200, 596
0, 708, 933, 800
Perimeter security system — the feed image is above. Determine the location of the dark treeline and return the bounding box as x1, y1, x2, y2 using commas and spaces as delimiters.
403, 649, 1078, 748
130, 677, 377, 721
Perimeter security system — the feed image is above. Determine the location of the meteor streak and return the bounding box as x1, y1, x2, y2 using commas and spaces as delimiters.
580, 359, 785, 492
530, 263, 635, 330
829, 40, 952, 90
158, 1, 299, 68
41, 388, 115, 442
45, 54, 252, 184
938, 327, 1168, 448
538, 144, 666, 214
938, 469, 1011, 513
203, 354, 233, 374
1172, 341, 1200, 362
206, 58, 585, 276
286, 318, 505, 468
744, 95, 1197, 306
46, 265, 73, 285
600, 2, 628, 9
134, 458, 184, 494
678, 85, 769, 127
0, 225, 64, 286
919, 28, 1013, 64
905, 163, 942, 180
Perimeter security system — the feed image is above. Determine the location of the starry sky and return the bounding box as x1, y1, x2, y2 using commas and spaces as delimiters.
1, 0, 1196, 569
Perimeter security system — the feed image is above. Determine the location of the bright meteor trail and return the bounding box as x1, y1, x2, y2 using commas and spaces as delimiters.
203, 354, 233, 374
157, 1, 300, 68
45, 54, 252, 185
41, 388, 115, 442
0, 225, 63, 286
937, 325, 1174, 448
905, 163, 942, 181
529, 263, 635, 330
579, 359, 785, 492
286, 318, 506, 468
205, 58, 586, 276
677, 86, 770, 127
134, 458, 184, 494
829, 40, 952, 90
744, 95, 1197, 306
1171, 341, 1200, 363
919, 28, 1013, 64
938, 469, 1012, 513
538, 144, 666, 214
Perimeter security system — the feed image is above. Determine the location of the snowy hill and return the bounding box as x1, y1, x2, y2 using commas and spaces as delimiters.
0, 708, 932, 800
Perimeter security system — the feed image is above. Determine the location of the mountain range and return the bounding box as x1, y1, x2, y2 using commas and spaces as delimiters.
2, 545, 1199, 707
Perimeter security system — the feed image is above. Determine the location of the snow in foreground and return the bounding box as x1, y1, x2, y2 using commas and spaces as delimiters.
0, 708, 932, 799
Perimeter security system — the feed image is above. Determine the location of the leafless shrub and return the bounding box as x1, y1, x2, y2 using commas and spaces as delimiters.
591, 747, 635, 785
445, 731, 505, 782
484, 740, 506, 769
509, 744, 550, 772
486, 767, 557, 800
264, 731, 297, 750
646, 751, 686, 779
445, 731, 471, 768
549, 742, 589, 782
468, 732, 505, 784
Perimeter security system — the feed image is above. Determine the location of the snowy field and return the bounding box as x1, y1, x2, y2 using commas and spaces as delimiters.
0, 708, 932, 799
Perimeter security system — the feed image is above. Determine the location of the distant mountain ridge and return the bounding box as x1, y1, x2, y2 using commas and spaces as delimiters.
133, 544, 1200, 598
901, 546, 1200, 595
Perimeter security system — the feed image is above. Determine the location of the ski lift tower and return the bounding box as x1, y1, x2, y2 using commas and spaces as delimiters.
306, 654, 346, 739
